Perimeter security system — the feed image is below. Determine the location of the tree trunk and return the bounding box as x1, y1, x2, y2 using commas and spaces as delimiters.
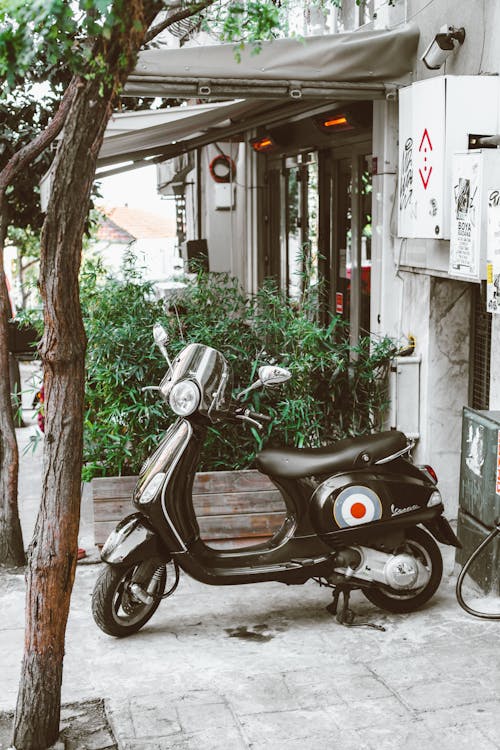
12, 4, 162, 746
0, 205, 24, 566
0, 76, 81, 568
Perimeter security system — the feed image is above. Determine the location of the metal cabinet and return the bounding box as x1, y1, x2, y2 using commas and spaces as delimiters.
456, 407, 500, 594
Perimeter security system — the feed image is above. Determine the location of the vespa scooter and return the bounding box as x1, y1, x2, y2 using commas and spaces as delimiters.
92, 324, 460, 637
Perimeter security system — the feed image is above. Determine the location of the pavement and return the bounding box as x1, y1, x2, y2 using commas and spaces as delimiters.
1, 363, 500, 750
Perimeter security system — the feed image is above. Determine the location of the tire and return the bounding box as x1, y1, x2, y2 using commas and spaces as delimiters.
363, 526, 443, 614
92, 561, 167, 637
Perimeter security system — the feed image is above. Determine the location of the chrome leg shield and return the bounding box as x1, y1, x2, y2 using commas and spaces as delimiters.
101, 513, 170, 566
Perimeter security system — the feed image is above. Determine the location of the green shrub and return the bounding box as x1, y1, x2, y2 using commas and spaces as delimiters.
80, 259, 396, 479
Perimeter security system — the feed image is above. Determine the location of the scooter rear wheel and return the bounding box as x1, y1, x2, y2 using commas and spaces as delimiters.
92, 561, 166, 637
363, 526, 443, 614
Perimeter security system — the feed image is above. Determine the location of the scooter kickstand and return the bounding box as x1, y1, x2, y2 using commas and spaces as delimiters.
326, 586, 355, 625
326, 586, 386, 631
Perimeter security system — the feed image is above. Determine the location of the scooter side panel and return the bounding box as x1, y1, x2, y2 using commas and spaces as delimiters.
310, 470, 439, 547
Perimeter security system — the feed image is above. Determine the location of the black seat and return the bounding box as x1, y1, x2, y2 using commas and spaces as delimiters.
255, 430, 408, 479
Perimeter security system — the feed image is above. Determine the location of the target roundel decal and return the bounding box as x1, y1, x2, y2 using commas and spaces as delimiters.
333, 486, 382, 528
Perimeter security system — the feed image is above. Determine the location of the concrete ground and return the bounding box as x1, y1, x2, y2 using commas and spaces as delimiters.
1, 363, 499, 749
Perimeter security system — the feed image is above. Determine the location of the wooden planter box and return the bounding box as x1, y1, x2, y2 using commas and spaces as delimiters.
92, 470, 286, 549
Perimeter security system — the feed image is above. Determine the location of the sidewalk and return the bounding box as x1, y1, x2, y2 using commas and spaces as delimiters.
1, 374, 499, 749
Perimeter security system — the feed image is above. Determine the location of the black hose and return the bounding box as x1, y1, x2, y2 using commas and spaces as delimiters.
456, 521, 500, 620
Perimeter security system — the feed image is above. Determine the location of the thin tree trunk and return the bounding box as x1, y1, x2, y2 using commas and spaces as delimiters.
12, 4, 162, 746
0, 204, 24, 566
0, 78, 80, 567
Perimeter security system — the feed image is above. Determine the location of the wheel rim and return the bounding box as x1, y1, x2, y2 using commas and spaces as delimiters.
379, 538, 433, 601
111, 565, 160, 628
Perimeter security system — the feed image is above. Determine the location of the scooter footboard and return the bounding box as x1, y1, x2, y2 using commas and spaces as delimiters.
101, 512, 170, 565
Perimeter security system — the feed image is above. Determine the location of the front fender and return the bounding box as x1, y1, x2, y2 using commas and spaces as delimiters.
101, 513, 170, 565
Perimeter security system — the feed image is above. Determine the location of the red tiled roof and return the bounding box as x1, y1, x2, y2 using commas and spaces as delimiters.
97, 216, 134, 243
96, 206, 176, 241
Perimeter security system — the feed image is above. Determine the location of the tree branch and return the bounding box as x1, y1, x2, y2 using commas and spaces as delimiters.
0, 76, 81, 198
144, 0, 217, 43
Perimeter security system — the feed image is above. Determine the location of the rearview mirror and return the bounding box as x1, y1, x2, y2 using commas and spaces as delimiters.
258, 365, 291, 387
153, 323, 169, 346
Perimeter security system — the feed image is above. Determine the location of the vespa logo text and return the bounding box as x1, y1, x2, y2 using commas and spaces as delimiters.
391, 503, 419, 516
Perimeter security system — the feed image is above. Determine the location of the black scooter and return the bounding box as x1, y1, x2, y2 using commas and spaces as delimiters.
92, 324, 460, 637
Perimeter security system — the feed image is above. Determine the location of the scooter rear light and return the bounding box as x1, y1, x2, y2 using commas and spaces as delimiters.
422, 465, 438, 484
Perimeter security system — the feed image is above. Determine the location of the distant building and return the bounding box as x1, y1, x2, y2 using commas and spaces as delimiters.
94, 206, 182, 284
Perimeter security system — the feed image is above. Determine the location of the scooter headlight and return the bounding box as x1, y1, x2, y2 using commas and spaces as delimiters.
136, 472, 165, 504
169, 379, 201, 416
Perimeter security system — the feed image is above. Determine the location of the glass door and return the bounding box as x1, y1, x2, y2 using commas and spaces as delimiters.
331, 151, 372, 344
265, 154, 319, 299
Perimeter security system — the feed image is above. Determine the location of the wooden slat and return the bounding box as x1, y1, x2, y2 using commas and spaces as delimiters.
193, 470, 275, 495
93, 490, 284, 522
94, 498, 135, 522
94, 511, 285, 547
195, 490, 282, 515
198, 512, 285, 539
91, 470, 276, 499
91, 476, 137, 499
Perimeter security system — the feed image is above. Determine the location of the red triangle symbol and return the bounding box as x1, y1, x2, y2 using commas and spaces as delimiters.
419, 166, 432, 189
419, 128, 433, 151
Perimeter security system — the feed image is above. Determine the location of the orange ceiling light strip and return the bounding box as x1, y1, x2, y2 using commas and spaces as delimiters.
322, 115, 352, 129
250, 136, 276, 152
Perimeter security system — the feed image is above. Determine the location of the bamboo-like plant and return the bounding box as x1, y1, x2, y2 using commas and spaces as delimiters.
80, 261, 397, 478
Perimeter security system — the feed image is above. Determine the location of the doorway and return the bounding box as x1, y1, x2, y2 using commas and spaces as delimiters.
263, 142, 373, 344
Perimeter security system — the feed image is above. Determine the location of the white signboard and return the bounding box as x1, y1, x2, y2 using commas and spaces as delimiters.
449, 152, 482, 279
487, 189, 500, 313
398, 78, 446, 239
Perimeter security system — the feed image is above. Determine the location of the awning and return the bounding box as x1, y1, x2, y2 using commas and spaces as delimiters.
97, 98, 328, 173
98, 99, 258, 170
124, 24, 419, 100
97, 25, 420, 174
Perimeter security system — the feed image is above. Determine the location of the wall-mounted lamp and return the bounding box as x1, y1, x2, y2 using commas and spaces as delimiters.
250, 135, 277, 153
421, 25, 466, 70
313, 103, 372, 134
318, 114, 354, 132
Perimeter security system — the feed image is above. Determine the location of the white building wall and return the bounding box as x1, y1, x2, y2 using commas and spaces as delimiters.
371, 0, 496, 516
202, 142, 241, 274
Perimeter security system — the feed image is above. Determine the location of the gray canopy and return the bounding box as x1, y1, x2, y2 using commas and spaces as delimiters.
97, 24, 419, 172
124, 24, 419, 99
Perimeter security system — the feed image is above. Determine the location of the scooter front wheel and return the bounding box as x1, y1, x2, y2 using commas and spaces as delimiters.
363, 526, 443, 614
92, 561, 166, 637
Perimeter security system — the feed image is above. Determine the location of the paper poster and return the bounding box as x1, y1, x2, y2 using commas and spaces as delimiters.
449, 153, 481, 279
486, 189, 500, 314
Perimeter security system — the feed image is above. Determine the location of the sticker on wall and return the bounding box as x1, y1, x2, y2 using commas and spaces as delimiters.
465, 422, 485, 478
333, 486, 382, 528
487, 189, 500, 314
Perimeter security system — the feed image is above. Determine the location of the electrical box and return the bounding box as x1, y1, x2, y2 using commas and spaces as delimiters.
449, 150, 500, 281
456, 407, 500, 594
214, 183, 235, 210
398, 76, 500, 240
389, 355, 421, 440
